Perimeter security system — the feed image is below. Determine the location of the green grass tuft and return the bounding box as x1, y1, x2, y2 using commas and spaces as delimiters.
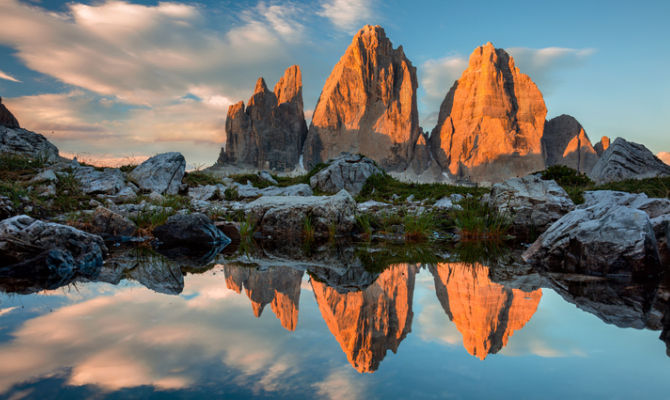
356, 173, 487, 204
452, 196, 511, 240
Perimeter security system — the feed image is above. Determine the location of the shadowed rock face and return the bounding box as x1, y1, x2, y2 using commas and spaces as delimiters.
0, 97, 19, 129
589, 137, 670, 184
542, 114, 599, 173
429, 43, 547, 183
218, 65, 307, 171
302, 25, 420, 171
429, 263, 542, 360
224, 265, 304, 331
311, 263, 418, 372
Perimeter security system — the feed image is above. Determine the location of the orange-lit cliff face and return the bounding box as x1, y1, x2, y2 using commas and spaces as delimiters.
310, 264, 418, 373
429, 263, 542, 360
224, 265, 304, 331
429, 42, 547, 183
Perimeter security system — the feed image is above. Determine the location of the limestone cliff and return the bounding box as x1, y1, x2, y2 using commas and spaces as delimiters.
224, 264, 304, 331
429, 263, 542, 360
217, 65, 307, 171
429, 42, 547, 183
0, 97, 19, 129
311, 263, 417, 372
542, 114, 599, 173
302, 25, 420, 171
594, 136, 611, 157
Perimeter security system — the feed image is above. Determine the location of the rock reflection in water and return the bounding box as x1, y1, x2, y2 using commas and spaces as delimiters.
430, 263, 542, 360
224, 265, 304, 331
311, 263, 418, 373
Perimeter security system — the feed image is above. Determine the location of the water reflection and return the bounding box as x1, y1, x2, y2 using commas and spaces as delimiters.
1, 242, 670, 397
311, 264, 418, 372
429, 263, 542, 360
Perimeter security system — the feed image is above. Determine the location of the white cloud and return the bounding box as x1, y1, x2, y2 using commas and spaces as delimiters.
312, 366, 366, 400
0, 69, 21, 83
420, 55, 467, 125
506, 47, 596, 93
657, 152, 670, 165
317, 0, 373, 32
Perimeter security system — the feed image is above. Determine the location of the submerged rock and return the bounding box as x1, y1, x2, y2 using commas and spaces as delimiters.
589, 137, 670, 184
489, 175, 574, 233
130, 152, 186, 195
309, 153, 383, 195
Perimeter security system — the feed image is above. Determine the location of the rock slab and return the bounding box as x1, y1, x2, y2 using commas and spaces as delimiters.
589, 137, 670, 184
130, 152, 185, 195
309, 153, 384, 195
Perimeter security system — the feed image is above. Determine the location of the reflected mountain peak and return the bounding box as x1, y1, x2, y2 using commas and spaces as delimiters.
430, 262, 542, 360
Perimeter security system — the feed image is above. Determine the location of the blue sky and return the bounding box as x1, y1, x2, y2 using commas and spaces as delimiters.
0, 0, 668, 167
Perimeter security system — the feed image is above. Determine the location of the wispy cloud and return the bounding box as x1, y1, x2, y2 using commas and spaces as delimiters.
317, 0, 374, 32
420, 55, 468, 126
0, 69, 21, 83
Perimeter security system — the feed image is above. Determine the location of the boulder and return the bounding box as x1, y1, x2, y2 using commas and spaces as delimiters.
302, 25, 420, 171
489, 175, 574, 233
245, 190, 356, 240
232, 182, 312, 198
0, 97, 20, 129
0, 215, 107, 270
188, 184, 223, 201
309, 153, 383, 195
89, 206, 137, 239
152, 213, 230, 248
523, 191, 662, 277
0, 125, 59, 161
30, 169, 58, 183
0, 196, 13, 220
588, 137, 670, 184
72, 166, 128, 195
130, 152, 186, 194
429, 42, 547, 183
542, 115, 599, 173
217, 65, 307, 171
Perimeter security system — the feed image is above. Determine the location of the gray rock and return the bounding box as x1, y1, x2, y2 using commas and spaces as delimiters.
0, 126, 59, 161
433, 197, 454, 209
90, 207, 137, 239
0, 215, 107, 270
130, 152, 185, 194
148, 191, 165, 203
357, 200, 392, 212
107, 186, 137, 204
260, 184, 312, 197
258, 170, 278, 185
31, 169, 58, 183
489, 175, 574, 233
523, 192, 662, 277
309, 153, 384, 195
583, 190, 670, 219
588, 137, 670, 184
245, 190, 356, 240
72, 166, 127, 195
153, 213, 230, 247
188, 184, 222, 201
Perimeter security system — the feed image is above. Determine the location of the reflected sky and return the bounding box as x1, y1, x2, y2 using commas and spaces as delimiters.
0, 263, 669, 399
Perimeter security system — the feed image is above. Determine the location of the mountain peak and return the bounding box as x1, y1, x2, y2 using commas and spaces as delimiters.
0, 96, 20, 129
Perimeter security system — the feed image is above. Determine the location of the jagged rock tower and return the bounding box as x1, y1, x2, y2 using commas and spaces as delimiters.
429, 42, 547, 183
217, 65, 308, 171
302, 25, 421, 171
542, 114, 599, 173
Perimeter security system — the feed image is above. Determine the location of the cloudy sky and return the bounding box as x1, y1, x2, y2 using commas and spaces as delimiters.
0, 0, 668, 167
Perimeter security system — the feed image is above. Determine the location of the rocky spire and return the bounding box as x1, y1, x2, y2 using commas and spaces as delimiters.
429, 263, 542, 360
594, 136, 611, 156
429, 42, 547, 183
0, 97, 20, 129
302, 25, 420, 171
217, 65, 308, 171
542, 114, 599, 173
311, 263, 417, 372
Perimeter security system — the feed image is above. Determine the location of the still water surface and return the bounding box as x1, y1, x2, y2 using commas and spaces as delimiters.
1, 253, 669, 399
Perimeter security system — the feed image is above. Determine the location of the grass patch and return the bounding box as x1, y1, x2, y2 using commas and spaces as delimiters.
356, 244, 443, 273
230, 174, 274, 189
130, 208, 174, 233
539, 165, 670, 203
356, 173, 487, 204
403, 212, 438, 242
453, 196, 511, 240
224, 186, 240, 201
183, 171, 222, 187
302, 214, 315, 243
